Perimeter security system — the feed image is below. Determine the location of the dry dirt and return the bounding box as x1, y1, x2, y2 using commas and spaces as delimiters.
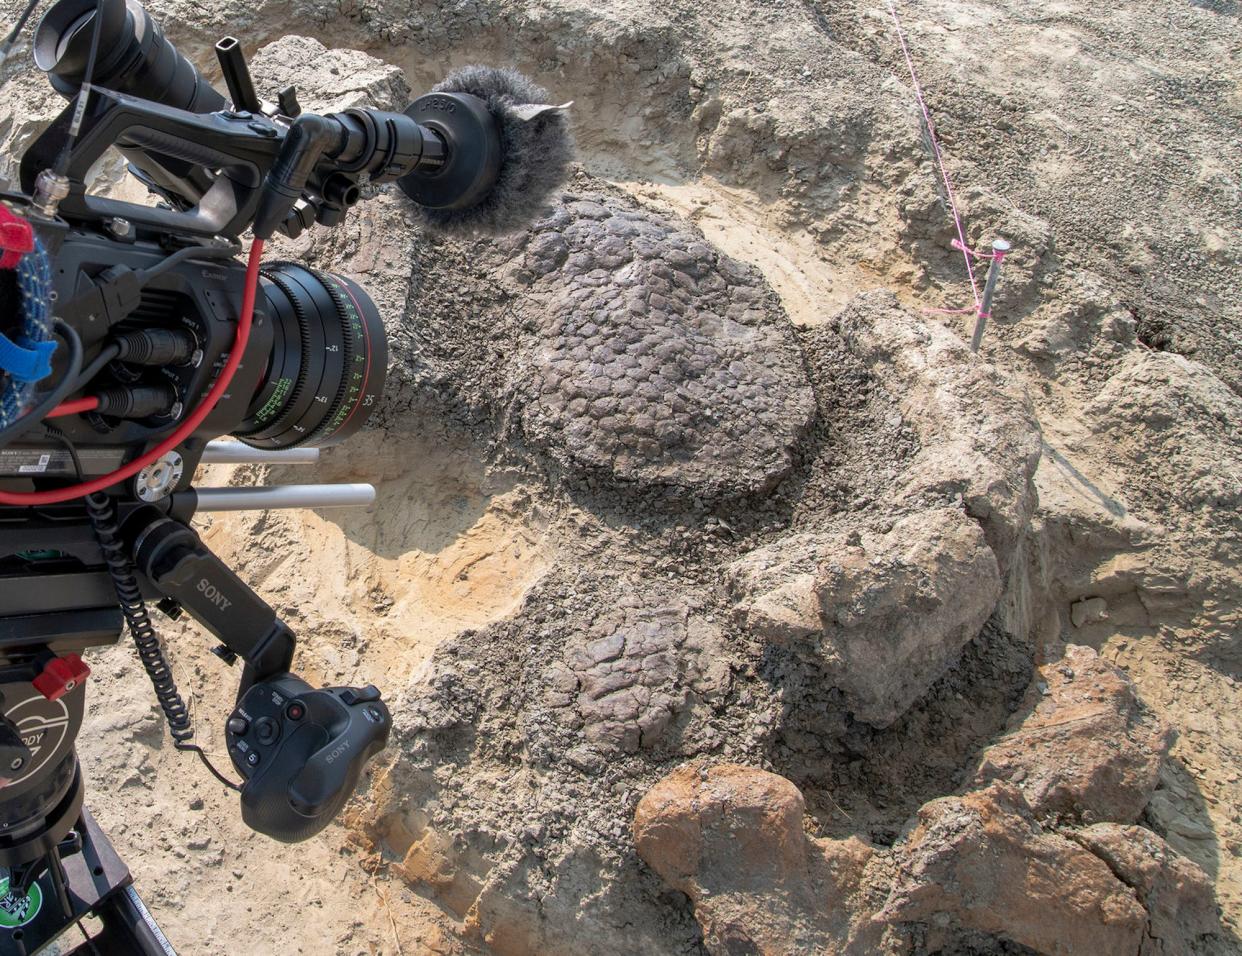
2, 0, 1240, 953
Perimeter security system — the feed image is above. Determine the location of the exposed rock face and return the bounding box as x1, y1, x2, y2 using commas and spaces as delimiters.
1073, 824, 1222, 956
835, 293, 1041, 579
880, 782, 1147, 955
633, 767, 1225, 956
972, 644, 1172, 824
1076, 350, 1242, 664
248, 35, 412, 112
724, 293, 1039, 727
504, 194, 816, 498
727, 508, 1002, 727
1083, 351, 1242, 519
633, 764, 890, 955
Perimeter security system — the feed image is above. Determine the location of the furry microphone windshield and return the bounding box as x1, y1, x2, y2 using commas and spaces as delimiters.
398, 66, 573, 235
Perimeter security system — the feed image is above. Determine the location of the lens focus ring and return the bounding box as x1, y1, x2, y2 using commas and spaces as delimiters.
235, 263, 387, 450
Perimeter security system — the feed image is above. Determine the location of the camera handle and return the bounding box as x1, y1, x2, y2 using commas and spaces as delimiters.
124, 508, 391, 841
20, 89, 280, 239
129, 511, 294, 689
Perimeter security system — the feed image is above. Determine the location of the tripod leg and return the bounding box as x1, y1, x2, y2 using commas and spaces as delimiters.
46, 846, 72, 924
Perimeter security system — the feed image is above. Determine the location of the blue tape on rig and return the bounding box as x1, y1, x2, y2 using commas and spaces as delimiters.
0, 236, 57, 427
0, 331, 56, 382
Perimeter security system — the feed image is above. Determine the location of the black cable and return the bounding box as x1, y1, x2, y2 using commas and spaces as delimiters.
53, 0, 106, 174
74, 340, 121, 390
138, 243, 238, 283
42, 423, 83, 479
0, 336, 121, 454
86, 492, 242, 792
0, 0, 42, 61
0, 318, 83, 452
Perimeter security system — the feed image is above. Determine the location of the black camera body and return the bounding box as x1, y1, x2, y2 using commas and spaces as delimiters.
0, 225, 272, 482
0, 0, 571, 948
0, 219, 391, 483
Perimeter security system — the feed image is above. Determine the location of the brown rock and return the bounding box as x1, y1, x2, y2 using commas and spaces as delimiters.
1074, 824, 1222, 955
880, 782, 1147, 955
397, 827, 486, 920
972, 644, 1172, 823
634, 764, 892, 955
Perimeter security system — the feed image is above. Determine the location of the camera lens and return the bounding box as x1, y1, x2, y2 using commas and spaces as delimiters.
235, 263, 387, 450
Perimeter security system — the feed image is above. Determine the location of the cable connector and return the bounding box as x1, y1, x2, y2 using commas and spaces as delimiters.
64, 264, 142, 327
93, 383, 178, 419
31, 169, 71, 219
115, 328, 197, 366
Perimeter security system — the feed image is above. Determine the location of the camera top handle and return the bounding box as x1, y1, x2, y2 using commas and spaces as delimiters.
20, 89, 277, 239
19, 87, 461, 242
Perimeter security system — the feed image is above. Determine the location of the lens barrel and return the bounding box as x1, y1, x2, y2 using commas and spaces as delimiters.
34, 0, 225, 112
237, 263, 387, 450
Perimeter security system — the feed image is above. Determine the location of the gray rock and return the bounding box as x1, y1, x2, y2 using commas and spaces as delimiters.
836, 291, 1041, 578
546, 594, 725, 754
1070, 596, 1109, 627
508, 192, 816, 499
728, 508, 1001, 727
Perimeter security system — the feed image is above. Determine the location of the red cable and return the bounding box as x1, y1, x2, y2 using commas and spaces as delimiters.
46, 396, 100, 418
0, 240, 265, 506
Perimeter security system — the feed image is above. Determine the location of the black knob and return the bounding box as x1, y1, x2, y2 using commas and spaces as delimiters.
255, 717, 279, 745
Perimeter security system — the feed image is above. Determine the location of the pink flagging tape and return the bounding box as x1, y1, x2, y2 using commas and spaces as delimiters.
952, 238, 1007, 263
884, 0, 983, 314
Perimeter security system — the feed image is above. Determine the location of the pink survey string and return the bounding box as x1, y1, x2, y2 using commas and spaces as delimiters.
884, 0, 983, 313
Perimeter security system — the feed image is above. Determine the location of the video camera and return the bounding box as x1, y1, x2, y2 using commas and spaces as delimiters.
0, 0, 570, 949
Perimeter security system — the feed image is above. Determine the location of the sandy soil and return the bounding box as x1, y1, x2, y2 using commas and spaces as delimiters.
2, 0, 1240, 952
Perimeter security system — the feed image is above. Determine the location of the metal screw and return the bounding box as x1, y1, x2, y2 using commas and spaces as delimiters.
970, 238, 1011, 353
107, 217, 135, 240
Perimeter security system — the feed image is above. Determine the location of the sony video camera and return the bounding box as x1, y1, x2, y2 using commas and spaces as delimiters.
0, 0, 569, 950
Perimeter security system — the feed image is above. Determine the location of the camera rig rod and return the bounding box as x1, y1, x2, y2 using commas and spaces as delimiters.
199, 440, 320, 465
186, 483, 375, 511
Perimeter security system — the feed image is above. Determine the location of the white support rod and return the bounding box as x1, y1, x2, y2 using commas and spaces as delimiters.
193, 483, 375, 511
200, 440, 321, 465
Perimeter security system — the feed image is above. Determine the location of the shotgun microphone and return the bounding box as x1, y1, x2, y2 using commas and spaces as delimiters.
398, 66, 574, 235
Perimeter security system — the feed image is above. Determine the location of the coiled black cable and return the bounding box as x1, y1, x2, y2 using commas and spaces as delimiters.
85, 491, 192, 738
85, 491, 240, 790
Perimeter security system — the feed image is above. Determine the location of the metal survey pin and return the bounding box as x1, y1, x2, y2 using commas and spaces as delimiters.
970, 238, 1011, 352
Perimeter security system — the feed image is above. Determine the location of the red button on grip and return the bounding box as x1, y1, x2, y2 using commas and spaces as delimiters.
33, 654, 90, 701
